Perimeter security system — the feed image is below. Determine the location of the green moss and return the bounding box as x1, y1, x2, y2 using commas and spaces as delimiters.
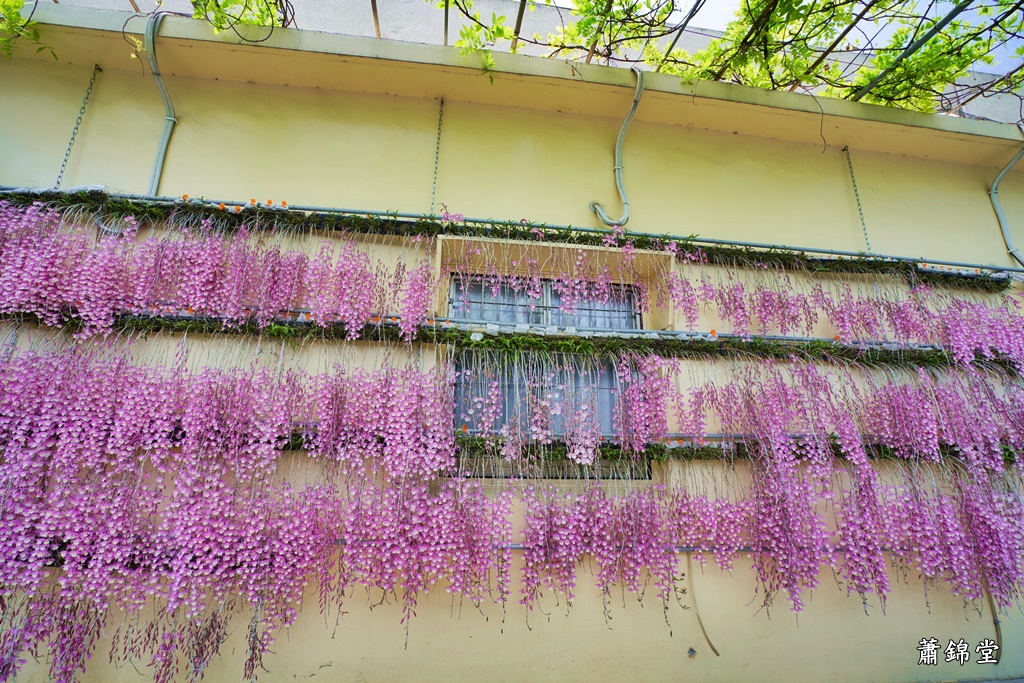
438, 327, 1014, 372
4, 309, 1017, 374
454, 433, 658, 462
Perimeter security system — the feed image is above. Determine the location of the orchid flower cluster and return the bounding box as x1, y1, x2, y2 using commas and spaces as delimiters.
0, 345, 464, 682
669, 271, 1024, 366
0, 202, 436, 340
454, 350, 677, 466
689, 360, 1024, 612
3, 202, 1021, 368
0, 345, 1019, 680
0, 200, 1022, 681
446, 247, 647, 322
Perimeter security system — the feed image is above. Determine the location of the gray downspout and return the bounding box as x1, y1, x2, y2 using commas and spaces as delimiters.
989, 125, 1024, 269
590, 67, 645, 227
146, 13, 177, 197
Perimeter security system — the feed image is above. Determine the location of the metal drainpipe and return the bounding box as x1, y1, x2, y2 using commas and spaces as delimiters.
590, 67, 645, 227
146, 13, 178, 197
989, 125, 1024, 269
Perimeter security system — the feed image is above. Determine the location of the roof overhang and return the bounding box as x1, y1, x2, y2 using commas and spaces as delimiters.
17, 4, 1024, 169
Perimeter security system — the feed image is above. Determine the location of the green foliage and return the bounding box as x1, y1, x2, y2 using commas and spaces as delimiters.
664, 0, 1023, 111
831, 5, 1018, 110
455, 433, 661, 464
670, 0, 856, 87
448, 327, 1017, 373
447, 1, 513, 78
428, 0, 1024, 115
544, 0, 674, 62
1, 0, 55, 60
190, 0, 283, 32
6, 305, 1013, 374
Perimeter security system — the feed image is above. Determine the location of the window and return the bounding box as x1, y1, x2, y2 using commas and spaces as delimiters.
455, 352, 619, 438
450, 275, 639, 443
448, 278, 640, 330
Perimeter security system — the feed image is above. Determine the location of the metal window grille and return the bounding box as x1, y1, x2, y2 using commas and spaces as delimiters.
450, 274, 640, 440
448, 277, 641, 330
454, 352, 619, 438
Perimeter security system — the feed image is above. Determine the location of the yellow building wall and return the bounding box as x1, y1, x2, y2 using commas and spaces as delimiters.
1, 8, 1023, 682
15, 561, 1015, 683
3, 35, 1023, 267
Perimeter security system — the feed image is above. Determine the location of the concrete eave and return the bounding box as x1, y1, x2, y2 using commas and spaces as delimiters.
19, 3, 1024, 168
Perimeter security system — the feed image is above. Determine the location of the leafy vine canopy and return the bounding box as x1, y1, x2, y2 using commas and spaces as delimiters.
441, 0, 1024, 113
5, 0, 1021, 116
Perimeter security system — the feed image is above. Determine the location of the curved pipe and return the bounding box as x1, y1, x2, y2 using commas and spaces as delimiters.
590, 67, 645, 227
686, 552, 720, 657
989, 126, 1024, 269
146, 13, 178, 197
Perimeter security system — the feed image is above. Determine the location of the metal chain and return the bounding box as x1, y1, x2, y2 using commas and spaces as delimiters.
842, 145, 871, 253
2, 323, 19, 363
430, 98, 445, 215
54, 64, 102, 189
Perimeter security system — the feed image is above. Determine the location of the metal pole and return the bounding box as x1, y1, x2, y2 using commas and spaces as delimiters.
510, 0, 527, 53
656, 0, 705, 72
850, 0, 973, 102
444, 0, 449, 46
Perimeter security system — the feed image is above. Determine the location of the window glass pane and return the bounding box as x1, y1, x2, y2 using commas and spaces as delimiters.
454, 353, 618, 439
451, 279, 541, 324
453, 277, 637, 330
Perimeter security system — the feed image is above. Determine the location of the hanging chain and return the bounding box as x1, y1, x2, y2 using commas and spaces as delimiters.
430, 98, 445, 215
2, 322, 19, 363
54, 64, 102, 189
842, 145, 872, 253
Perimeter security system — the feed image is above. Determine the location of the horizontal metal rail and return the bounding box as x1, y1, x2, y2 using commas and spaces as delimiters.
333, 539, 905, 554
115, 305, 948, 353
3, 185, 1023, 275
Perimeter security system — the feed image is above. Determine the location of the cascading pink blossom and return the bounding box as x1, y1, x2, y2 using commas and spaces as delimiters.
0, 201, 1022, 681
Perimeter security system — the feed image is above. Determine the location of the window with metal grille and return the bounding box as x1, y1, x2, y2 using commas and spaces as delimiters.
454, 352, 618, 438
450, 275, 639, 441
448, 278, 640, 330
